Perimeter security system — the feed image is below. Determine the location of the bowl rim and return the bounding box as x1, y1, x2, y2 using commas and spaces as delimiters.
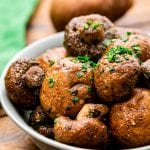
0, 32, 150, 150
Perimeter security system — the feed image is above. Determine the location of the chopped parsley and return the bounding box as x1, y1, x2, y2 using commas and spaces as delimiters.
87, 86, 93, 93
131, 44, 141, 58
83, 20, 102, 30
72, 97, 79, 104
144, 72, 150, 78
90, 61, 98, 68
49, 60, 55, 66
123, 53, 129, 60
87, 20, 93, 25
76, 72, 84, 78
127, 32, 132, 35
89, 77, 94, 81
120, 32, 132, 42
83, 23, 89, 30
71, 57, 79, 63
91, 22, 102, 29
82, 63, 88, 72
107, 66, 116, 73
76, 56, 98, 68
48, 77, 55, 88
102, 39, 113, 48
106, 46, 133, 63
54, 118, 58, 124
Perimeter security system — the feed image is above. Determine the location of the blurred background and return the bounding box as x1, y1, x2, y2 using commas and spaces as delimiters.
0, 0, 150, 149
0, 0, 150, 73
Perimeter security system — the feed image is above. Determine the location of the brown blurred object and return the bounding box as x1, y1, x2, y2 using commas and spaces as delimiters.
0, 0, 150, 150
50, 0, 133, 31
26, 0, 56, 44
26, 0, 150, 44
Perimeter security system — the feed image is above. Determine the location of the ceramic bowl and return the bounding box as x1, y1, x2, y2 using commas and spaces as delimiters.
0, 32, 150, 150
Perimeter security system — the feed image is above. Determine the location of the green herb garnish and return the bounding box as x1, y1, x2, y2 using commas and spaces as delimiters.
106, 46, 133, 63
49, 60, 55, 66
89, 77, 94, 81
76, 55, 98, 68
102, 39, 113, 48
82, 63, 88, 72
87, 20, 93, 25
72, 97, 79, 104
77, 56, 90, 63
71, 57, 79, 63
54, 118, 58, 124
83, 23, 89, 30
48, 77, 55, 88
90, 61, 98, 68
120, 32, 132, 42
123, 54, 129, 60
131, 44, 141, 58
144, 72, 150, 78
107, 66, 116, 73
87, 86, 93, 93
91, 22, 101, 29
127, 32, 132, 35
83, 20, 102, 30
76, 72, 84, 78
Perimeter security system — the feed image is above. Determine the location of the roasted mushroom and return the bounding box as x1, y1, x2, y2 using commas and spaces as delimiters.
25, 66, 45, 88
54, 104, 109, 148
141, 59, 150, 88
64, 14, 114, 61
5, 59, 44, 109
76, 103, 109, 121
40, 57, 95, 119
105, 26, 150, 40
29, 106, 54, 138
29, 106, 51, 126
94, 45, 140, 103
109, 88, 150, 148
104, 30, 150, 62
37, 47, 68, 70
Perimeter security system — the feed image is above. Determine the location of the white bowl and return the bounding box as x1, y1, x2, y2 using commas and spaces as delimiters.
0, 32, 150, 150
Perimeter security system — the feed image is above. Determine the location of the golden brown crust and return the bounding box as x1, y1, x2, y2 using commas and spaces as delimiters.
105, 27, 150, 39
40, 57, 95, 118
37, 47, 68, 70
64, 14, 114, 61
5, 59, 41, 108
94, 53, 140, 103
51, 0, 133, 31
76, 103, 109, 121
109, 88, 150, 148
127, 35, 150, 62
25, 66, 45, 88
54, 116, 109, 148
141, 59, 150, 88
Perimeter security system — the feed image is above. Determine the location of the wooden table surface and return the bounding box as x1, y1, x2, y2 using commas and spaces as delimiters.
1, 0, 150, 149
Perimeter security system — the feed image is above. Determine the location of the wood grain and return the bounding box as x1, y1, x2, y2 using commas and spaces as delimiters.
1, 0, 150, 149
0, 117, 39, 150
